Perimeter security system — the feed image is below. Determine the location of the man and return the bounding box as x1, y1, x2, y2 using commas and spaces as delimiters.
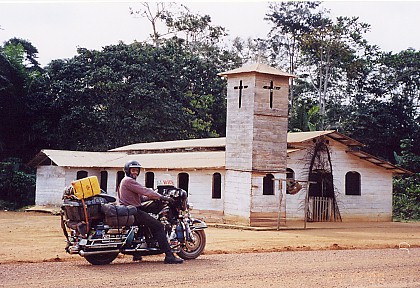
118, 160, 183, 264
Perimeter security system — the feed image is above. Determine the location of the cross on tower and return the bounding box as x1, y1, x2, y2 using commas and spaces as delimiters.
234, 80, 248, 108
263, 81, 281, 108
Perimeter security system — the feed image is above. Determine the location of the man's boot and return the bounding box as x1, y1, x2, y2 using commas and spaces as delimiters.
164, 252, 183, 264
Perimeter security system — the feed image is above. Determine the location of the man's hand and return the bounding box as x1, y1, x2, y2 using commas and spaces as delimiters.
160, 195, 175, 205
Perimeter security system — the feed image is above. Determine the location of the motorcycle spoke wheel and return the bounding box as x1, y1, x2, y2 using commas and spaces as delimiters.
177, 230, 206, 260
84, 252, 119, 265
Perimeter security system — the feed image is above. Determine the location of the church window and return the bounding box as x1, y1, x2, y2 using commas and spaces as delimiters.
263, 174, 275, 195
145, 172, 155, 189
178, 173, 189, 194
345, 171, 361, 195
286, 168, 295, 180
76, 170, 88, 179
286, 168, 295, 195
116, 171, 125, 188
212, 173, 222, 199
100, 171, 108, 192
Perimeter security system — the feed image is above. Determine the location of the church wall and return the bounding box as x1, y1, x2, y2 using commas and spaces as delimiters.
35, 166, 66, 205
250, 172, 284, 212
285, 140, 393, 221
330, 141, 393, 221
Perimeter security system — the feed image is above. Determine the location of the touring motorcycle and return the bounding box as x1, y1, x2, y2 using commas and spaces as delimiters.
60, 180, 207, 265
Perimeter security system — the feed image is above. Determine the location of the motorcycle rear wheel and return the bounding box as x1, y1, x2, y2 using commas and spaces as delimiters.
84, 252, 119, 265
177, 229, 206, 260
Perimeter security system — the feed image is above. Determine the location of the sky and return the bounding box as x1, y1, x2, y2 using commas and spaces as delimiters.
1, 1, 420, 67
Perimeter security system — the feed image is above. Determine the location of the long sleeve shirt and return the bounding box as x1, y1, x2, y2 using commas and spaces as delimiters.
118, 176, 161, 207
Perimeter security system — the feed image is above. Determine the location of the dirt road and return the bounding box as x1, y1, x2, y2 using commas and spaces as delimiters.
1, 249, 419, 287
0, 211, 419, 287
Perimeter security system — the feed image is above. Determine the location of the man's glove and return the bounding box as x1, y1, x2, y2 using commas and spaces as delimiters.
160, 195, 175, 205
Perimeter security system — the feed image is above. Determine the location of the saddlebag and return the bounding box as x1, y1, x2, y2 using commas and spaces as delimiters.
101, 204, 137, 227
62, 196, 108, 222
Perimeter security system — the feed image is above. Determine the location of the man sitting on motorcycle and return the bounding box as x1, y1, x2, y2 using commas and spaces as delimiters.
118, 160, 183, 264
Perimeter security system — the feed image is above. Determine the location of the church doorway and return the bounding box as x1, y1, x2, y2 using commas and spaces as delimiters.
306, 139, 341, 222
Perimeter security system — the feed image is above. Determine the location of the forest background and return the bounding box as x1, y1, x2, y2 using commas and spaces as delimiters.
0, 2, 418, 220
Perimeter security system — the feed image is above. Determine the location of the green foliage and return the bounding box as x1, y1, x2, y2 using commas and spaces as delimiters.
0, 158, 35, 210
393, 174, 420, 221
392, 138, 420, 221
27, 38, 236, 152
0, 38, 43, 161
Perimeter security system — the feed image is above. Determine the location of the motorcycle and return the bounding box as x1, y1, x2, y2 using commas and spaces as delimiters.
60, 183, 207, 265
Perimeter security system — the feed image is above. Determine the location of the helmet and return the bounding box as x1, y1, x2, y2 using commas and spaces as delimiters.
124, 160, 141, 177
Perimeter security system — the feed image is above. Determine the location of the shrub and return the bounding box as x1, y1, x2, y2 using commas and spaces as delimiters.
0, 158, 35, 210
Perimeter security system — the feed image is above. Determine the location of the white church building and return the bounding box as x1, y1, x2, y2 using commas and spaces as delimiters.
28, 64, 410, 227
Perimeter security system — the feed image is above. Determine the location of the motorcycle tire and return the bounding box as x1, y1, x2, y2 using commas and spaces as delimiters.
177, 229, 206, 260
84, 252, 119, 265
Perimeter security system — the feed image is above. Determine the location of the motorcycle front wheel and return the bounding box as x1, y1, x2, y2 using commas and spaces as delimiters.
84, 252, 119, 265
177, 229, 206, 260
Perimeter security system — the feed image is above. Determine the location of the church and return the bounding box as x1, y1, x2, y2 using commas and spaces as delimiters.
28, 63, 410, 227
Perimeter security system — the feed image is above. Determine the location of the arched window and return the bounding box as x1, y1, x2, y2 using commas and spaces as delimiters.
116, 171, 125, 189
100, 171, 108, 192
345, 171, 361, 196
145, 172, 155, 189
212, 172, 222, 199
286, 168, 295, 195
76, 170, 88, 179
263, 174, 275, 195
286, 168, 295, 180
178, 173, 189, 194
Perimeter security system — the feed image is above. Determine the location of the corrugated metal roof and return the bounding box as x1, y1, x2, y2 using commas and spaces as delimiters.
28, 150, 128, 168
117, 151, 225, 170
347, 150, 413, 175
110, 137, 226, 152
287, 130, 363, 147
111, 131, 362, 153
29, 149, 225, 170
287, 130, 334, 143
218, 63, 296, 78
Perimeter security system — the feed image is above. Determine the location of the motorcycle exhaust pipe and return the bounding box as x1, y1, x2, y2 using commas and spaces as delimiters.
79, 249, 120, 257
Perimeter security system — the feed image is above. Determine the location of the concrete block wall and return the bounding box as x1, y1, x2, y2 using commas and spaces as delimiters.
224, 170, 252, 224
250, 172, 285, 213
35, 166, 66, 205
284, 140, 394, 221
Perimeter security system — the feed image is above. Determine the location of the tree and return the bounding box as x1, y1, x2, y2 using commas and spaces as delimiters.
299, 16, 373, 130
29, 39, 238, 151
129, 2, 172, 46
0, 38, 42, 161
265, 1, 322, 107
344, 49, 420, 162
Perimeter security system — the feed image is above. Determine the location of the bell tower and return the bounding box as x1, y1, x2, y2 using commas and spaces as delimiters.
218, 63, 295, 226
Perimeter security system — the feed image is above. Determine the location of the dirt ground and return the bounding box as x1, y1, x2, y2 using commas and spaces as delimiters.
0, 211, 419, 264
